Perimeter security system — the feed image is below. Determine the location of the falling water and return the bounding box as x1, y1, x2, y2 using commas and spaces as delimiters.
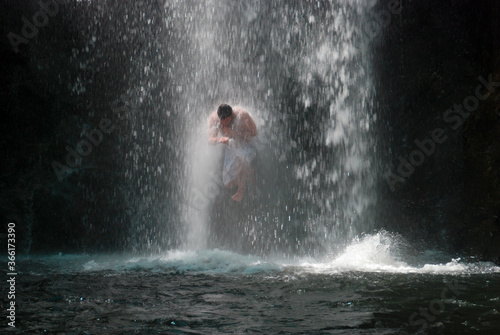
4, 0, 379, 254
170, 0, 378, 256
289, 0, 378, 250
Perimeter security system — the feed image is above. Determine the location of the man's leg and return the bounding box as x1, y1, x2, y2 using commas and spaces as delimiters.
231, 158, 249, 202
225, 179, 237, 189
223, 147, 238, 189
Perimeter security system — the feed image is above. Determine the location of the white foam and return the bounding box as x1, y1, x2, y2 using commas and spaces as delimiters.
17, 233, 500, 276
292, 232, 500, 275
77, 249, 283, 275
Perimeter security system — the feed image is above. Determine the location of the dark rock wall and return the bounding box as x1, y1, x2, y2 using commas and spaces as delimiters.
375, 0, 500, 260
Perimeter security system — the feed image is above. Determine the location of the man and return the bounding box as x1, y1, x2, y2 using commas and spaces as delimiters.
208, 104, 257, 202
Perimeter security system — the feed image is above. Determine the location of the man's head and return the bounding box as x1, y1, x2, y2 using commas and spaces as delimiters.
217, 104, 233, 126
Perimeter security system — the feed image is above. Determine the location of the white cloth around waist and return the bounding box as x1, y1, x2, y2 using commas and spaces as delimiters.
222, 141, 257, 186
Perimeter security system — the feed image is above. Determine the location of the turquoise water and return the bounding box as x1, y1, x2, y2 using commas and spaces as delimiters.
7, 233, 500, 334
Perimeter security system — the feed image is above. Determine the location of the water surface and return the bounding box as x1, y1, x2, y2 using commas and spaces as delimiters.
9, 233, 500, 334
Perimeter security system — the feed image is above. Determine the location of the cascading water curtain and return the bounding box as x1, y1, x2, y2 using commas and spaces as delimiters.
167, 0, 379, 255
168, 0, 269, 251
293, 0, 379, 252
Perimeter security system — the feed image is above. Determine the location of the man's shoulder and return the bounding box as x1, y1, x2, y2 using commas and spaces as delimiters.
233, 107, 250, 117
209, 111, 218, 120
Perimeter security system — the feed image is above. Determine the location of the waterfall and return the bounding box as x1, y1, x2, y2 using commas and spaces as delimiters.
292, 0, 378, 249
171, 0, 379, 256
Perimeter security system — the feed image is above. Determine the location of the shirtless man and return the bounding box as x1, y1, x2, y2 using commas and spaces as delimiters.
208, 104, 257, 202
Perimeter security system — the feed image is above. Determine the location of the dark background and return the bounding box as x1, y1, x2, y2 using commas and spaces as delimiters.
375, 0, 500, 261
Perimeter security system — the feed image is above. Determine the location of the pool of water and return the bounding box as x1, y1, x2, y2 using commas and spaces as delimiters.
5, 234, 500, 334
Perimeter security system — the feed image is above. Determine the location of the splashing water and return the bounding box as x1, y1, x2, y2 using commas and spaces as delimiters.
20, 232, 500, 276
